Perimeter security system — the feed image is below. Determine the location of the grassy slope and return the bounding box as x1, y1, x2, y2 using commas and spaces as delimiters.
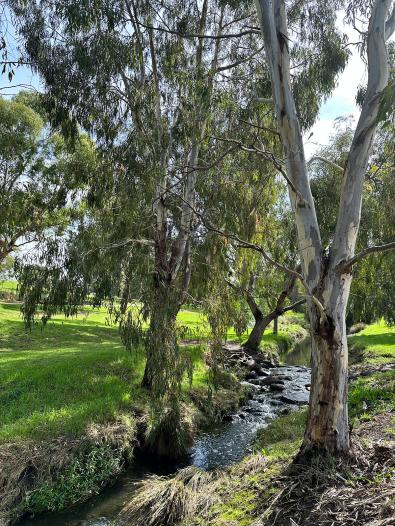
0, 303, 306, 444
0, 303, 210, 443
187, 321, 395, 526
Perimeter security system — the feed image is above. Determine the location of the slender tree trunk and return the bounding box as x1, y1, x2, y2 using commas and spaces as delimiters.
273, 316, 278, 334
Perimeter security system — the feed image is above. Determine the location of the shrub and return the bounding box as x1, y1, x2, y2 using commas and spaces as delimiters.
24, 443, 124, 514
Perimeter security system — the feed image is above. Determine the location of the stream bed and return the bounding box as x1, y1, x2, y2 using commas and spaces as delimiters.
19, 343, 311, 526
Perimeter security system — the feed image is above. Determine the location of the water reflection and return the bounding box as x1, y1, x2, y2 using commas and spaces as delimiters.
279, 337, 311, 366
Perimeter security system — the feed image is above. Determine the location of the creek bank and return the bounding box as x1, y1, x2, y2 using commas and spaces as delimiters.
2, 370, 246, 526
13, 341, 312, 526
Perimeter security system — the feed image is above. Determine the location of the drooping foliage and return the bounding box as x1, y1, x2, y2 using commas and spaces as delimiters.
9, 0, 356, 443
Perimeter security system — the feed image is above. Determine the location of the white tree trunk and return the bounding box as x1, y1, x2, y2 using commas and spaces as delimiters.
255, 0, 394, 454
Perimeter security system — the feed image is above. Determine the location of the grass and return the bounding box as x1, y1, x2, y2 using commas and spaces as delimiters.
0, 280, 18, 292
0, 303, 210, 443
349, 319, 395, 364
0, 301, 306, 444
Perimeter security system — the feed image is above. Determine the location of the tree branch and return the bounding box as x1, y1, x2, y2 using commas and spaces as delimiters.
165, 186, 325, 316
135, 21, 260, 39
225, 278, 263, 319
337, 241, 395, 272
210, 135, 308, 206
307, 155, 344, 173
279, 298, 306, 314
216, 46, 264, 72
239, 119, 280, 137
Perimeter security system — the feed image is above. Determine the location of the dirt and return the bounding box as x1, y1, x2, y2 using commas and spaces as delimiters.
349, 362, 395, 380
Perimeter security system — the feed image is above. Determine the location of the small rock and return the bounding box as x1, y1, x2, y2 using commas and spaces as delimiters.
245, 370, 258, 380
261, 377, 286, 386
248, 378, 263, 386
270, 374, 292, 381
279, 392, 309, 405
269, 383, 286, 392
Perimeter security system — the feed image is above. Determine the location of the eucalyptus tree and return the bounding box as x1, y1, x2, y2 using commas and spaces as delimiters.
254, 0, 395, 454
0, 93, 93, 264
204, 160, 304, 354
10, 0, 269, 404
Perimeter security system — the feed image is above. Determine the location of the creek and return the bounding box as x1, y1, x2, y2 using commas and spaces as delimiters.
18, 339, 311, 526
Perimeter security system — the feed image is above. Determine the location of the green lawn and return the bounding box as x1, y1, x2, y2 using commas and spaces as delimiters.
0, 302, 306, 444
349, 320, 395, 364
0, 303, 209, 443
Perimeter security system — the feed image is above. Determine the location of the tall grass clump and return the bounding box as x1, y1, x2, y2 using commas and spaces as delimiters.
120, 466, 225, 526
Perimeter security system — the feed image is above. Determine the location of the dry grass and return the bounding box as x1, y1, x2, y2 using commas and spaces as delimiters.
233, 452, 268, 477
120, 466, 227, 526
0, 437, 81, 525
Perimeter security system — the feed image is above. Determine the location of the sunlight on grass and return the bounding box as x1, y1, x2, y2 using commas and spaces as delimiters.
0, 280, 18, 292
0, 303, 210, 443
349, 320, 395, 364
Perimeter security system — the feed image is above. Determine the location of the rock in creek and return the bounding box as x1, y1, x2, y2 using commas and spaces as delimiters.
279, 391, 309, 405
245, 370, 258, 380
260, 376, 286, 386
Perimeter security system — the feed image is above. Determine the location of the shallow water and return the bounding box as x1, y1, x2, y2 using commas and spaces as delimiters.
18, 342, 311, 526
279, 337, 311, 366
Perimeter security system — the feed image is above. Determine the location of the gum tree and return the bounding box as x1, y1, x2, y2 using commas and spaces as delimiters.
0, 93, 93, 264
10, 0, 267, 405
254, 0, 395, 453
310, 120, 395, 327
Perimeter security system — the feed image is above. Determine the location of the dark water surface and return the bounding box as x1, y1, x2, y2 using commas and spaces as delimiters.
18, 340, 311, 526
